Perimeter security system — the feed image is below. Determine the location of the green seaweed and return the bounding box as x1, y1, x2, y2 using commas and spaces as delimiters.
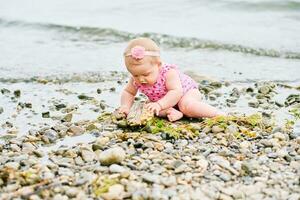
202, 114, 262, 129
289, 108, 300, 121
199, 114, 264, 139
92, 176, 118, 197
143, 117, 199, 139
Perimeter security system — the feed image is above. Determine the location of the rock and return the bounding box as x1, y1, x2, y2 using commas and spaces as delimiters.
241, 160, 260, 176
240, 141, 251, 149
74, 156, 85, 166
81, 149, 96, 162
209, 155, 239, 175
285, 94, 300, 106
98, 147, 126, 166
212, 125, 224, 133
142, 173, 160, 184
53, 194, 68, 200
109, 164, 127, 173
13, 90, 21, 97
190, 188, 210, 200
5, 161, 20, 170
218, 172, 231, 182
248, 101, 259, 108
78, 94, 94, 100
86, 123, 98, 131
68, 125, 85, 135
225, 124, 238, 135
65, 187, 79, 198
126, 101, 154, 126
101, 184, 125, 200
161, 176, 177, 186
55, 103, 67, 110
175, 164, 189, 174
75, 171, 95, 186
258, 86, 271, 95
42, 111, 50, 118
1, 88, 10, 94
42, 129, 58, 143
95, 137, 110, 148
22, 142, 36, 152
273, 132, 286, 141
0, 107, 3, 114
58, 167, 74, 177
196, 158, 209, 172
62, 113, 72, 122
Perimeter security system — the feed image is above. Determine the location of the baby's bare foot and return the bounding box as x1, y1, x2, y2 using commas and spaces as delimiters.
167, 108, 183, 122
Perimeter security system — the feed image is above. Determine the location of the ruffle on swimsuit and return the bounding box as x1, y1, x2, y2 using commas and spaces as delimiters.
134, 64, 198, 102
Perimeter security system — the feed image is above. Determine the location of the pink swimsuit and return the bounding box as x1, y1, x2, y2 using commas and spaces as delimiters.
134, 64, 198, 102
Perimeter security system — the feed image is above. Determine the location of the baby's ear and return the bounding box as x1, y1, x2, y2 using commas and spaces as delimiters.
156, 59, 162, 68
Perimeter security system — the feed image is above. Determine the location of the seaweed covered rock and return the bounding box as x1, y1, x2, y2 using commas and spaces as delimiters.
126, 101, 154, 126
111, 101, 154, 127
100, 101, 277, 140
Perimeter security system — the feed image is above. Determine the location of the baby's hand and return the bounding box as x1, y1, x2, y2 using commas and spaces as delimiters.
118, 106, 130, 116
145, 102, 161, 116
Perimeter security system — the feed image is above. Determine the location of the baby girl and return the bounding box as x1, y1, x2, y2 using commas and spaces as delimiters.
118, 37, 224, 122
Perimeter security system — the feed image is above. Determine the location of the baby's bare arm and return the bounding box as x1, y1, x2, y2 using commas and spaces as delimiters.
120, 77, 137, 110
157, 69, 183, 109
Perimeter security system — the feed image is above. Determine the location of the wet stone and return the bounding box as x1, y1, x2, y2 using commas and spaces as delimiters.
248, 101, 259, 108
13, 90, 21, 97
78, 94, 94, 100
61, 113, 72, 122
55, 103, 67, 110
68, 125, 85, 135
42, 111, 50, 118
42, 129, 58, 143
1, 88, 10, 94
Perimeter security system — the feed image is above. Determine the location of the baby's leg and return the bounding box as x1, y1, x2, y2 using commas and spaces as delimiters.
159, 107, 183, 122
178, 89, 225, 118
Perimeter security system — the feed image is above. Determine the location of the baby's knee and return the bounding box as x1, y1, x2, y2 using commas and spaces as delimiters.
178, 100, 193, 115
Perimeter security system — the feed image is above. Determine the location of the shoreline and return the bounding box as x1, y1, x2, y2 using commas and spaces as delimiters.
0, 73, 299, 199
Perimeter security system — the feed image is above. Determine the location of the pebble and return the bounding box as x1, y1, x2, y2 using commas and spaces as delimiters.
142, 173, 160, 184
212, 125, 224, 133
81, 149, 96, 162
109, 164, 127, 173
101, 184, 125, 200
43, 129, 58, 143
0, 80, 299, 199
98, 147, 126, 166
68, 125, 85, 135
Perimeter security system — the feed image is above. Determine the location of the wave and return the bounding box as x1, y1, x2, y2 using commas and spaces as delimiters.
0, 71, 128, 84
0, 71, 299, 84
1, 18, 300, 59
224, 0, 300, 12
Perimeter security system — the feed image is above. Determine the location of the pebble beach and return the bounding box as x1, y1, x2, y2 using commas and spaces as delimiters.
1, 0, 300, 199
0, 73, 299, 200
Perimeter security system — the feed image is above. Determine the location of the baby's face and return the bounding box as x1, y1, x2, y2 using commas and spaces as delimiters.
125, 57, 160, 85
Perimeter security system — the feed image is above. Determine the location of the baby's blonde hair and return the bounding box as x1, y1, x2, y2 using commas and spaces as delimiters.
124, 37, 161, 64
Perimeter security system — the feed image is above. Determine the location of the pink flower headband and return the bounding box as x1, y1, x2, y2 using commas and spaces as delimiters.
124, 46, 160, 59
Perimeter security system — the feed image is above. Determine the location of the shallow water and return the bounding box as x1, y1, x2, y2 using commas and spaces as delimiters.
0, 0, 300, 82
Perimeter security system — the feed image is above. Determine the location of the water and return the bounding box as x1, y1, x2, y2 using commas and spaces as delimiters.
0, 0, 300, 82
